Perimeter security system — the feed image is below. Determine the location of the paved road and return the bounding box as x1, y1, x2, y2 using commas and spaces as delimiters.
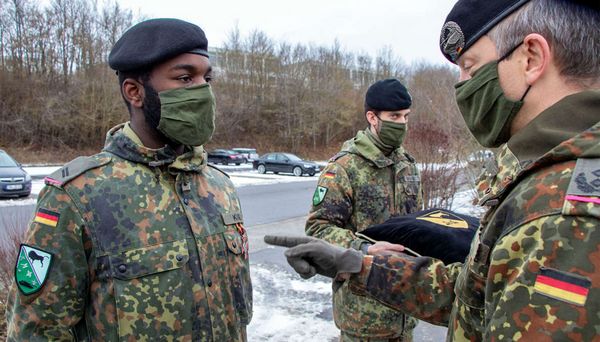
238, 179, 317, 226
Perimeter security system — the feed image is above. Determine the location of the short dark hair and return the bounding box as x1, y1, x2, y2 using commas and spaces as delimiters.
117, 68, 152, 112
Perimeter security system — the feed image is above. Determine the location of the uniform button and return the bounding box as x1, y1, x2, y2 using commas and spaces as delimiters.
207, 279, 213, 287
118, 264, 127, 273
232, 242, 237, 248
183, 198, 189, 205
176, 254, 184, 262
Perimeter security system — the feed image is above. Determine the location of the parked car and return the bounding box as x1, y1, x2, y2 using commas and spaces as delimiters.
208, 149, 247, 165
0, 149, 32, 198
252, 153, 320, 176
231, 148, 259, 162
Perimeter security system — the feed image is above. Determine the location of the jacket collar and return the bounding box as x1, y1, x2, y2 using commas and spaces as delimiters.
103, 123, 207, 172
507, 90, 600, 165
341, 129, 407, 168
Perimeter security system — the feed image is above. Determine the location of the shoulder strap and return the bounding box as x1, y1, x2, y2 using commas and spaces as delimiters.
329, 151, 349, 163
44, 153, 112, 187
562, 158, 600, 219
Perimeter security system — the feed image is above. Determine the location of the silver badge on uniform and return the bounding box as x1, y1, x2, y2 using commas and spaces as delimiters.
440, 21, 465, 62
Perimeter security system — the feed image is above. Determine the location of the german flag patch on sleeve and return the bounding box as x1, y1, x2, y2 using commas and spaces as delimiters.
323, 171, 336, 180
33, 208, 60, 228
534, 267, 590, 306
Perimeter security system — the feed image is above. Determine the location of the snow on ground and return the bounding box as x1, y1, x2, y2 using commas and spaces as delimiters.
247, 263, 338, 342
229, 171, 318, 187
450, 189, 487, 217
23, 166, 61, 178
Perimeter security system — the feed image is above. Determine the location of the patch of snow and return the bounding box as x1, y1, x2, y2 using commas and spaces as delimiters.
451, 189, 487, 217
248, 263, 338, 342
230, 171, 318, 188
23, 166, 61, 178
0, 197, 37, 207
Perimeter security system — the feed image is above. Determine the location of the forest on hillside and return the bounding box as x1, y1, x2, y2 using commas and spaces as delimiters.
0, 0, 477, 158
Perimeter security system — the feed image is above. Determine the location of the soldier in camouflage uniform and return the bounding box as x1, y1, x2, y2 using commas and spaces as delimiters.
267, 0, 600, 340
6, 18, 252, 341
305, 79, 422, 341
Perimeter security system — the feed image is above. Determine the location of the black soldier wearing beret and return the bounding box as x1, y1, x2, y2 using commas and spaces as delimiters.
267, 0, 600, 341
7, 18, 252, 341
304, 78, 423, 341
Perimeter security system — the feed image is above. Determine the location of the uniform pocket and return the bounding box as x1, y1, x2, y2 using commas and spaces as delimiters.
109, 239, 193, 341
401, 175, 420, 197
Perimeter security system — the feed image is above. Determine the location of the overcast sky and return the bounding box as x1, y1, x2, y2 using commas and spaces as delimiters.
117, 0, 458, 66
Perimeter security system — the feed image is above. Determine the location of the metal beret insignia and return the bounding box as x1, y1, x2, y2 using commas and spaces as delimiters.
440, 21, 465, 62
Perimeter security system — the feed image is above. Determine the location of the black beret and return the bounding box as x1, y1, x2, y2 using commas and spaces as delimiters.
440, 0, 530, 63
365, 79, 412, 111
109, 18, 208, 72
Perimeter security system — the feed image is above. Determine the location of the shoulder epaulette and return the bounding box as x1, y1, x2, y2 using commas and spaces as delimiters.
563, 158, 600, 217
207, 164, 230, 178
329, 151, 350, 163
565, 158, 600, 202
44, 153, 112, 187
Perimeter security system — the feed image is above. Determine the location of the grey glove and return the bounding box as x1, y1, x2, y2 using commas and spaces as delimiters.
264, 235, 364, 279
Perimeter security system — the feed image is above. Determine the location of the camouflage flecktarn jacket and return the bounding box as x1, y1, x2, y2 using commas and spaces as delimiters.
350, 90, 600, 341
306, 129, 422, 340
7, 123, 252, 341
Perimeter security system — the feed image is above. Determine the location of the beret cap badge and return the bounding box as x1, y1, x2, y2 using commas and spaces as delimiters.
440, 21, 465, 63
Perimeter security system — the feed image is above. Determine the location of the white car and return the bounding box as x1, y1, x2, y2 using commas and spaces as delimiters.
232, 148, 259, 162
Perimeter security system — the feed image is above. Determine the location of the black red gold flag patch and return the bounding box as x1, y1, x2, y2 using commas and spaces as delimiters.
33, 208, 60, 228
323, 172, 335, 180
534, 267, 590, 306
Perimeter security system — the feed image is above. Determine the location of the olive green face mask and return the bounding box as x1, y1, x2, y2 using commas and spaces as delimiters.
157, 83, 216, 146
377, 119, 407, 149
454, 60, 530, 148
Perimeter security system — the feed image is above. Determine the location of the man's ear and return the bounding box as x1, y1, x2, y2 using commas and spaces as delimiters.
522, 33, 551, 85
366, 111, 379, 128
122, 78, 144, 109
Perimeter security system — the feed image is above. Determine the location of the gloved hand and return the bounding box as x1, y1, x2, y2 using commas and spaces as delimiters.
264, 235, 363, 279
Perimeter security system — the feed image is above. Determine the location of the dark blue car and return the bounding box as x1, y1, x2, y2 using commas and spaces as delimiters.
0, 150, 32, 198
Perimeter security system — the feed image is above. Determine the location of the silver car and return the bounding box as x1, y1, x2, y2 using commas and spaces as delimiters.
0, 150, 32, 198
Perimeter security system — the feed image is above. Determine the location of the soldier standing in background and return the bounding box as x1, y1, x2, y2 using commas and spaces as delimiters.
267, 0, 600, 340
7, 18, 252, 341
305, 79, 422, 341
